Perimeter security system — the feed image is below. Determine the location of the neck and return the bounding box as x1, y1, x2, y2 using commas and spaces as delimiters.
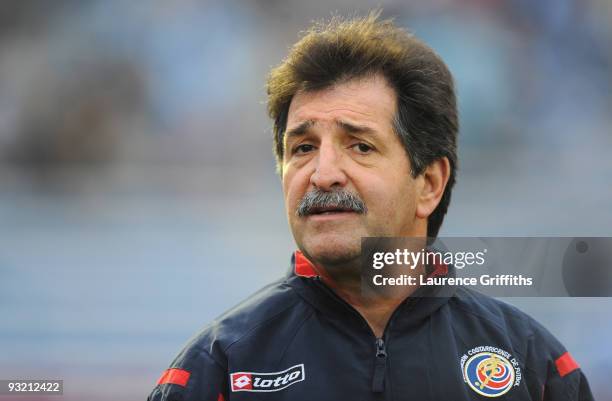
317, 261, 424, 338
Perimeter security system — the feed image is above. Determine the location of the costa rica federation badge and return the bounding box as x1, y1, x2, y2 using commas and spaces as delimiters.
460, 346, 522, 397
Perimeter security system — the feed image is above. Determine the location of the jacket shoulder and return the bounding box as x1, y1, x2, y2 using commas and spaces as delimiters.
149, 277, 310, 400
449, 287, 592, 400
173, 276, 309, 368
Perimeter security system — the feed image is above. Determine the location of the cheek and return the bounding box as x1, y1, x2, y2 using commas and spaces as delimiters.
359, 172, 416, 216
282, 168, 309, 213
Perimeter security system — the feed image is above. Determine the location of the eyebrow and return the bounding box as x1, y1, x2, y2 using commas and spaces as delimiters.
284, 120, 315, 139
335, 120, 377, 136
284, 119, 377, 139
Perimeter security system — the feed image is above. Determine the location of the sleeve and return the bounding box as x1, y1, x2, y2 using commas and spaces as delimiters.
525, 319, 595, 401
147, 345, 228, 401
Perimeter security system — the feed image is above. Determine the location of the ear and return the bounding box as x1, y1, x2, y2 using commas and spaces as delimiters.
415, 157, 451, 220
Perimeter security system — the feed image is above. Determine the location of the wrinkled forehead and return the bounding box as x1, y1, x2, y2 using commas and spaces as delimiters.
285, 74, 397, 133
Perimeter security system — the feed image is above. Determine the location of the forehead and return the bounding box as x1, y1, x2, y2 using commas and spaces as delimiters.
286, 74, 397, 130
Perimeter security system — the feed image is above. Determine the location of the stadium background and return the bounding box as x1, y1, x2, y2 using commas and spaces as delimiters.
0, 1, 610, 400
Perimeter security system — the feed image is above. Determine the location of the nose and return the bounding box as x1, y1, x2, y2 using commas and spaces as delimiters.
309, 141, 348, 191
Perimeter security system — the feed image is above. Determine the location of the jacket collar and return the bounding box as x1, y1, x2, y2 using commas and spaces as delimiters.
288, 249, 450, 280
286, 250, 457, 335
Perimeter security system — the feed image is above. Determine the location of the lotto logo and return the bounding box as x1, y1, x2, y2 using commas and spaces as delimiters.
230, 364, 305, 392
231, 374, 252, 390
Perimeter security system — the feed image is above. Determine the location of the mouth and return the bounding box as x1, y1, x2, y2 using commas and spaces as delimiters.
307, 207, 359, 216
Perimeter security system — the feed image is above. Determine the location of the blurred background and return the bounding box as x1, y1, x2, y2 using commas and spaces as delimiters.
0, 0, 610, 400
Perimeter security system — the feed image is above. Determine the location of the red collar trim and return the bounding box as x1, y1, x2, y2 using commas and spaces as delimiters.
430, 260, 449, 277
294, 250, 449, 278
294, 250, 318, 277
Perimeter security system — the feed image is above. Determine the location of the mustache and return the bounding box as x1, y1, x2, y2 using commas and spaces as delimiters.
296, 188, 368, 217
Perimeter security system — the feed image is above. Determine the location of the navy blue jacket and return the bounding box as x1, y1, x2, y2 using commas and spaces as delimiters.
148, 251, 594, 401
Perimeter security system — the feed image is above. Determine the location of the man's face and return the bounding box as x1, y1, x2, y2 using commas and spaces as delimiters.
282, 74, 425, 267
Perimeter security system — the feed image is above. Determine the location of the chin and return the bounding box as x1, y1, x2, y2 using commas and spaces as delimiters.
301, 234, 362, 267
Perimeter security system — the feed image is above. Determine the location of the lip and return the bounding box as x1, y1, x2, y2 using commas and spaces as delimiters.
306, 210, 359, 221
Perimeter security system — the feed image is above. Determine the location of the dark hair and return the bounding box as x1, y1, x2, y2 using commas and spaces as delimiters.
266, 12, 458, 238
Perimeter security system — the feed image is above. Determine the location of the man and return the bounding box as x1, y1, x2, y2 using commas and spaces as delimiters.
148, 13, 594, 401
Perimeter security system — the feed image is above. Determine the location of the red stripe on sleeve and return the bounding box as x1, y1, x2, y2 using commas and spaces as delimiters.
217, 393, 225, 401
555, 352, 579, 377
157, 368, 191, 387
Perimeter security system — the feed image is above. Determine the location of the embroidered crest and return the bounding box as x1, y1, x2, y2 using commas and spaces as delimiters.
460, 346, 522, 397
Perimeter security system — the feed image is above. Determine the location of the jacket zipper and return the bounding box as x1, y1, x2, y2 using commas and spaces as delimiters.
372, 337, 387, 392
312, 277, 417, 393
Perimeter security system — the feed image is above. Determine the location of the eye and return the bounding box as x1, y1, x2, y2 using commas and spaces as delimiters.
351, 142, 374, 154
294, 143, 316, 154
